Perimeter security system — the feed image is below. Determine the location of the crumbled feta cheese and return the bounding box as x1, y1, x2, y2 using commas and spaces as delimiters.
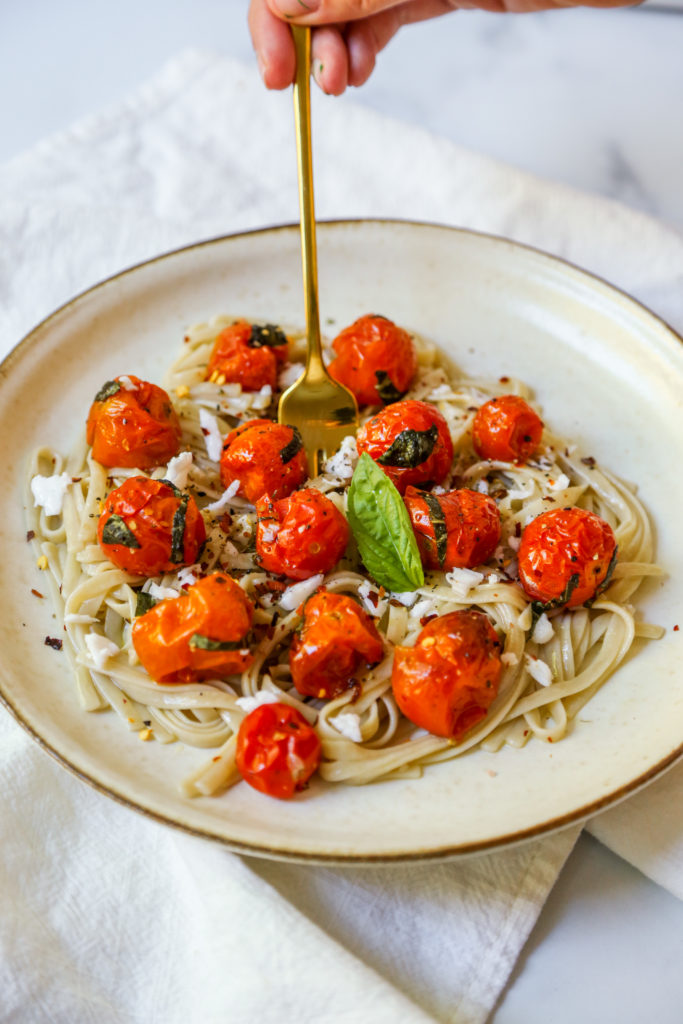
486, 573, 501, 584
278, 362, 305, 390
445, 567, 484, 596
332, 712, 363, 743
357, 579, 387, 618
322, 434, 359, 481
411, 598, 437, 621
532, 612, 554, 645
525, 653, 553, 687
84, 633, 120, 669
280, 574, 324, 612
163, 451, 193, 490
390, 590, 419, 607
501, 652, 519, 667
475, 478, 490, 494
205, 480, 240, 513
548, 473, 571, 492
259, 384, 272, 399
236, 691, 280, 714
199, 408, 224, 463
31, 473, 72, 517
176, 565, 199, 587
118, 375, 137, 391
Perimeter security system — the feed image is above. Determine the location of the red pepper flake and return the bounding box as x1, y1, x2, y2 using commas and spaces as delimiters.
44, 636, 63, 651
420, 613, 438, 626
71, 476, 82, 483
26, 530, 35, 542
212, 756, 221, 762
31, 589, 44, 599
499, 376, 509, 383
218, 512, 232, 534
674, 625, 680, 632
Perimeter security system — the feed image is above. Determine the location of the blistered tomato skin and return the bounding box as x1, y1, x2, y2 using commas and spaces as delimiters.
471, 394, 543, 465
392, 610, 502, 740
404, 486, 501, 570
255, 489, 349, 580
328, 314, 418, 406
219, 419, 308, 503
97, 477, 206, 576
205, 321, 289, 392
132, 573, 253, 684
518, 507, 617, 608
236, 702, 321, 800
86, 375, 181, 469
289, 591, 384, 700
356, 400, 454, 495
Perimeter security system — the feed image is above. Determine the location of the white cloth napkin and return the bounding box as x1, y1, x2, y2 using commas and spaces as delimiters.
1, 51, 682, 1024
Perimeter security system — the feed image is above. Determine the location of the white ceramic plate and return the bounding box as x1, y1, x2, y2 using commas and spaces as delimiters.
2, 220, 682, 863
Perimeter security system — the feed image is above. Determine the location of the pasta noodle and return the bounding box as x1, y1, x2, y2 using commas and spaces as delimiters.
26, 315, 664, 797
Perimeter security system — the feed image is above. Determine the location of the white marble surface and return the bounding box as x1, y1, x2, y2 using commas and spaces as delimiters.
3, 3, 683, 1022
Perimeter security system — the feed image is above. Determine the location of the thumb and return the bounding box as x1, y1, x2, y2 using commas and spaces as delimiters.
266, 0, 404, 21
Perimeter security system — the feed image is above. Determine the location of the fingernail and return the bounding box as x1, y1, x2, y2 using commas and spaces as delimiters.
257, 54, 269, 83
272, 0, 320, 17
312, 60, 326, 91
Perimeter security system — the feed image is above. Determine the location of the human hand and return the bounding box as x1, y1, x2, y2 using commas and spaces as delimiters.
248, 0, 637, 96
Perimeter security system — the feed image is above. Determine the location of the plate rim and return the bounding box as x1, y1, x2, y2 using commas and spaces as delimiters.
3, 217, 682, 864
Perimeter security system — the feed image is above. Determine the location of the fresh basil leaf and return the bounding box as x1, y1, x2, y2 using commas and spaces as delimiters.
135, 591, 158, 616
280, 427, 304, 465
377, 424, 438, 469
347, 453, 424, 592
170, 494, 189, 564
249, 323, 287, 349
374, 370, 405, 405
188, 633, 245, 651
94, 380, 122, 403
101, 513, 141, 549
423, 492, 448, 567
530, 572, 580, 629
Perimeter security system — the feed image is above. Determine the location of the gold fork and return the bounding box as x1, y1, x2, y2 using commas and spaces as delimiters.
277, 25, 359, 478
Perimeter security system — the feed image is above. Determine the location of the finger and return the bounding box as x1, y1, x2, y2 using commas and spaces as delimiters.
310, 25, 350, 94
248, 0, 297, 89
265, 0, 405, 23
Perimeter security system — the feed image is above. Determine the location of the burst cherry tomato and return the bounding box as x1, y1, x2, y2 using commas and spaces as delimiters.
328, 314, 417, 407
289, 591, 384, 700
97, 477, 206, 575
86, 375, 181, 469
471, 394, 543, 465
392, 610, 502, 740
356, 399, 453, 495
255, 488, 349, 580
404, 486, 501, 570
205, 321, 289, 392
220, 419, 308, 503
132, 572, 253, 683
236, 702, 321, 799
518, 506, 617, 608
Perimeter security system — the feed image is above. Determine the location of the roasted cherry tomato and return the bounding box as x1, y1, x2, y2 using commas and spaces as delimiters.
255, 488, 349, 580
404, 486, 501, 570
289, 591, 384, 700
97, 477, 206, 575
205, 320, 289, 392
328, 314, 417, 407
86, 375, 181, 469
518, 506, 617, 609
236, 702, 321, 800
356, 399, 453, 495
220, 418, 308, 503
471, 394, 543, 465
392, 610, 502, 740
132, 572, 253, 684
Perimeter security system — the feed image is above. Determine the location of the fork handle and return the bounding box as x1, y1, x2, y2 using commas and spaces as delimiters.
292, 25, 326, 383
